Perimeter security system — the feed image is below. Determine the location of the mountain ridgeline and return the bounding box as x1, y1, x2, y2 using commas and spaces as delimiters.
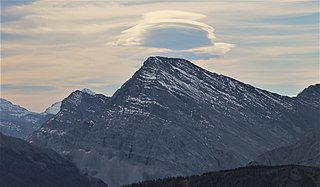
29, 57, 320, 187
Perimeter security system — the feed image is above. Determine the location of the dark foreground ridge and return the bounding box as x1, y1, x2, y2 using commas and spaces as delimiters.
124, 165, 320, 187
0, 133, 107, 187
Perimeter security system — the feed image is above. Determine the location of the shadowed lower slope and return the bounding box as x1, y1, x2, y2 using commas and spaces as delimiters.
0, 133, 107, 187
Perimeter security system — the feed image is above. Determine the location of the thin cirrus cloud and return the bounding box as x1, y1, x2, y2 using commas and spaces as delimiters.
1, 84, 56, 93
109, 10, 234, 60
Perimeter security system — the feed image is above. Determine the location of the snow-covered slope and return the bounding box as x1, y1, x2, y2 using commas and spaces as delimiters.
0, 98, 54, 139
249, 132, 320, 167
29, 57, 320, 187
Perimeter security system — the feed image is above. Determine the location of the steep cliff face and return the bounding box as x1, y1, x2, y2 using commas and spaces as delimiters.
29, 57, 320, 187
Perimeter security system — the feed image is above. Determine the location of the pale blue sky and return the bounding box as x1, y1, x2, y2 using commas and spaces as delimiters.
1, 0, 319, 112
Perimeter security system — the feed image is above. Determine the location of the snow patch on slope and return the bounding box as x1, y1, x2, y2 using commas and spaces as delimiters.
44, 102, 61, 115
82, 88, 96, 95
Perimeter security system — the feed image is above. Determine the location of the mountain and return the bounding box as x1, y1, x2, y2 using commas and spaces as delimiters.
0, 98, 59, 139
0, 133, 107, 187
29, 57, 320, 187
248, 133, 320, 167
124, 165, 320, 187
30, 89, 111, 151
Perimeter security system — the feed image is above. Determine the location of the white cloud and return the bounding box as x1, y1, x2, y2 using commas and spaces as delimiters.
109, 10, 234, 58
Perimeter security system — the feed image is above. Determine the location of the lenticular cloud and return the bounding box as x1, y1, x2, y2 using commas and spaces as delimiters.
109, 10, 234, 59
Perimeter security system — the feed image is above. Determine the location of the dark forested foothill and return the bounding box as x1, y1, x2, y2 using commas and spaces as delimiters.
124, 165, 320, 187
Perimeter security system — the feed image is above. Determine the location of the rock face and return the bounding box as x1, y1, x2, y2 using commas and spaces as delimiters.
249, 133, 320, 167
0, 133, 107, 187
29, 57, 320, 187
0, 98, 57, 139
124, 165, 320, 187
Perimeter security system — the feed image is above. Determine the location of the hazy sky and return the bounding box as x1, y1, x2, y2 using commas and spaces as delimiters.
1, 0, 319, 112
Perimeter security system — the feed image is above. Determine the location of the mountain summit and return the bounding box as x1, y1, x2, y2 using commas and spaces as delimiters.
29, 56, 320, 187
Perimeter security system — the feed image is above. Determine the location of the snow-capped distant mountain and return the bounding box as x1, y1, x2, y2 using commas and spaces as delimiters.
249, 132, 320, 167
0, 133, 107, 187
0, 98, 54, 139
0, 98, 30, 117
29, 57, 320, 187
44, 101, 62, 115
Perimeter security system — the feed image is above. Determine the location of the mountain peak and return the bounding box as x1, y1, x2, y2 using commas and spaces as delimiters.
143, 56, 199, 70
0, 98, 30, 115
114, 56, 293, 113
144, 56, 186, 64
81, 88, 96, 95
60, 89, 97, 108
135, 56, 214, 83
298, 84, 320, 96
113, 56, 215, 102
59, 89, 110, 115
0, 98, 12, 105
295, 83, 320, 107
